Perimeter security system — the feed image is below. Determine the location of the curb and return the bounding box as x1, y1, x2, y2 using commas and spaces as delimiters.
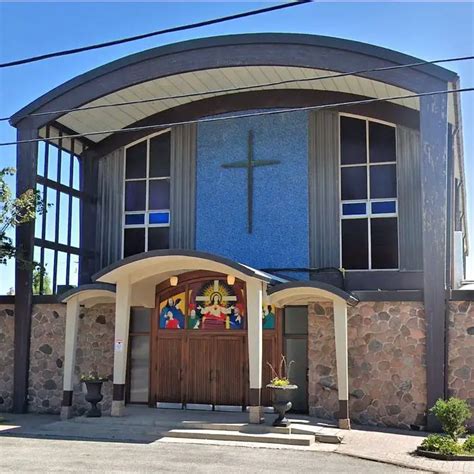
335, 450, 438, 473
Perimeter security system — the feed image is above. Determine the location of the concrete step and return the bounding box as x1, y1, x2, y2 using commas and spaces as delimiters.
165, 428, 315, 446
179, 422, 343, 444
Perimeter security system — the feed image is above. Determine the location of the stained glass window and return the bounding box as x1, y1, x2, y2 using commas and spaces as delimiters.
340, 115, 398, 270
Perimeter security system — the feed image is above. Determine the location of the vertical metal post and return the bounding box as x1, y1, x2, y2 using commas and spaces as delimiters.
13, 123, 38, 413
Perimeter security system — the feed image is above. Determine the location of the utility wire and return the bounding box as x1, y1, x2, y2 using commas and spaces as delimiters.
1, 86, 471, 147
0, 1, 310, 68
3, 54, 472, 123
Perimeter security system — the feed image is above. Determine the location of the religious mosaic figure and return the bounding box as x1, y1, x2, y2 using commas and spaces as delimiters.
229, 303, 244, 329
195, 279, 243, 330
187, 304, 201, 329
159, 296, 185, 329
263, 305, 275, 329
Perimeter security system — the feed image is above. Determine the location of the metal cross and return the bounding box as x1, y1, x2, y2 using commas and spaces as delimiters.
221, 130, 280, 233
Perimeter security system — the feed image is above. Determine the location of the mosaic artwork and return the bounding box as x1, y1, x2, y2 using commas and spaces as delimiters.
189, 279, 245, 330
158, 279, 246, 330
263, 304, 276, 329
159, 292, 186, 329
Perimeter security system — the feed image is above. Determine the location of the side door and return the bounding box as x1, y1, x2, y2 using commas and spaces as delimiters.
155, 333, 184, 404
214, 335, 245, 406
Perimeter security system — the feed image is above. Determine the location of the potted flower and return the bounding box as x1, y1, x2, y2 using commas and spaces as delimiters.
266, 356, 298, 427
81, 371, 109, 417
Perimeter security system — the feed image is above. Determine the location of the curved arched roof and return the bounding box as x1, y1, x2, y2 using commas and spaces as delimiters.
92, 249, 286, 285
11, 33, 457, 140
268, 281, 359, 307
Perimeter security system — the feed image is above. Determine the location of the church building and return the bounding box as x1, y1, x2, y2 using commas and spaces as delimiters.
1, 33, 472, 431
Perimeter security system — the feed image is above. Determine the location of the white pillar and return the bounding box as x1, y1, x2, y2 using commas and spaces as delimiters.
247, 279, 263, 423
61, 296, 80, 420
333, 299, 350, 429
111, 277, 131, 416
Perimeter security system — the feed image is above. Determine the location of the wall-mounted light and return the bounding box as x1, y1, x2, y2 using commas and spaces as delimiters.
170, 276, 179, 287
227, 275, 235, 286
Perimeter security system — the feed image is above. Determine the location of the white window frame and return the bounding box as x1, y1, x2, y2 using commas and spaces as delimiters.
339, 113, 399, 271
122, 129, 171, 258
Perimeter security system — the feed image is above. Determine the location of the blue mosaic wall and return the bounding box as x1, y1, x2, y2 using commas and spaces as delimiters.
196, 111, 309, 272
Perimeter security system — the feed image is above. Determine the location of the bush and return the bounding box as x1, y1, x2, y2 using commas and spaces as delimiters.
463, 435, 474, 454
419, 434, 464, 455
430, 398, 471, 440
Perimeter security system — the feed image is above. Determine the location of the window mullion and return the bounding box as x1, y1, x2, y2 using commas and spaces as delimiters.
145, 138, 150, 252
366, 120, 372, 270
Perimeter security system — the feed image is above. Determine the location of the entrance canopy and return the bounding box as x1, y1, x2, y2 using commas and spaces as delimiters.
90, 249, 286, 308
59, 250, 357, 427
268, 281, 359, 307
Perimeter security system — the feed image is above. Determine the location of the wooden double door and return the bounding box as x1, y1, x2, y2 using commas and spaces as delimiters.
152, 331, 279, 408
153, 332, 247, 406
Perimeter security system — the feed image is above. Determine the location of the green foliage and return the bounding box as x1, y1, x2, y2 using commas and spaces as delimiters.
430, 398, 472, 440
32, 267, 52, 295
419, 434, 464, 455
0, 167, 45, 265
463, 435, 474, 454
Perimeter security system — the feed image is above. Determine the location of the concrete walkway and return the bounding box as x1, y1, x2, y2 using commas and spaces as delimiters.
1, 408, 473, 473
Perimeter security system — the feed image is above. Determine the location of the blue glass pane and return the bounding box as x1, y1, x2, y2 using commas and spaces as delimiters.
125, 214, 145, 225
342, 202, 366, 216
149, 212, 170, 225
372, 201, 396, 214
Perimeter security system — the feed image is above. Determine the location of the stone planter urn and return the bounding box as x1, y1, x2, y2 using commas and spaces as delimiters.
84, 381, 105, 417
266, 384, 298, 427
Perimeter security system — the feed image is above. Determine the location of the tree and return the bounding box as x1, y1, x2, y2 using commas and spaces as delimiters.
0, 167, 45, 266
32, 267, 52, 295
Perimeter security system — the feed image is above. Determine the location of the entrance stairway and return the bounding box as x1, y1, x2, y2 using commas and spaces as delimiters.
35, 406, 344, 447
163, 421, 343, 446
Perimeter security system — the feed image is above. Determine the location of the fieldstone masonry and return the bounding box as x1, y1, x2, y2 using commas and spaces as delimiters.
447, 300, 474, 429
0, 304, 15, 412
27, 303, 115, 415
308, 301, 427, 429
1, 298, 472, 430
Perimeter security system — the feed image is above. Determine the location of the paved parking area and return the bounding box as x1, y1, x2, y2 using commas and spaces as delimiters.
0, 436, 418, 473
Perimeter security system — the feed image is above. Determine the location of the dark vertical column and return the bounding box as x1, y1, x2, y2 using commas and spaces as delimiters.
420, 92, 448, 430
13, 124, 38, 413
78, 150, 98, 284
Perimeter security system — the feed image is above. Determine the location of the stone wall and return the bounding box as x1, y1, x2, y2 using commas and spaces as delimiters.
308, 301, 427, 429
447, 300, 474, 429
28, 303, 115, 415
0, 305, 15, 412
73, 304, 115, 415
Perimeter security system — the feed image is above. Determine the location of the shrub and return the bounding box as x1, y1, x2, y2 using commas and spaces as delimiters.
430, 398, 471, 440
419, 434, 464, 455
463, 435, 474, 454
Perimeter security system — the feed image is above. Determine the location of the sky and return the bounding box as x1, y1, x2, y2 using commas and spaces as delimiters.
0, 1, 473, 293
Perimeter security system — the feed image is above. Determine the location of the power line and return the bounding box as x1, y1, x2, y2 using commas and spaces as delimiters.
0, 1, 310, 69
3, 54, 472, 123
1, 86, 471, 147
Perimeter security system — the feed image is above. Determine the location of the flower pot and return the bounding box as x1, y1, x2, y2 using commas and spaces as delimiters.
266, 384, 298, 427
84, 381, 105, 417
